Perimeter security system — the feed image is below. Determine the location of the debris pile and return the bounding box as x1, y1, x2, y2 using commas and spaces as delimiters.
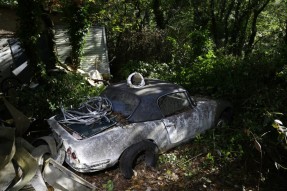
58, 96, 112, 125
0, 97, 96, 191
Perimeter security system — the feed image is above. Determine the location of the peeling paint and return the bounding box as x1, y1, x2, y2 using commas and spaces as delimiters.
48, 79, 232, 174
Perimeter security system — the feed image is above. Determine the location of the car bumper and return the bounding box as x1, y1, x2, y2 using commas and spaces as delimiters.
65, 158, 112, 173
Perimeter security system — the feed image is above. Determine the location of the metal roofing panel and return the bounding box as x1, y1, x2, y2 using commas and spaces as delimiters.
54, 26, 110, 77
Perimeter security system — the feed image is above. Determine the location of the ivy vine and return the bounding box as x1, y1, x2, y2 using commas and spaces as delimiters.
63, 0, 91, 68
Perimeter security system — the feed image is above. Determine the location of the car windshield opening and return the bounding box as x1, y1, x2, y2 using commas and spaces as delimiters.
55, 115, 116, 139
55, 97, 117, 139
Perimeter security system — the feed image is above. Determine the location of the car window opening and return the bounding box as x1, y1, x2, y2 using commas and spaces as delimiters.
158, 92, 191, 117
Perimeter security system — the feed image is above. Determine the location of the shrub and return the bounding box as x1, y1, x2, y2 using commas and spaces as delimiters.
16, 72, 105, 119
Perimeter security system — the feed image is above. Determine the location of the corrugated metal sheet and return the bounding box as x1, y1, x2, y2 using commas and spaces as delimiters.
1, 25, 110, 82
54, 25, 71, 65
54, 26, 110, 78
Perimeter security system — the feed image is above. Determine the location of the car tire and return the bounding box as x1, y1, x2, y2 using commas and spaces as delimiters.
120, 140, 159, 179
216, 108, 233, 127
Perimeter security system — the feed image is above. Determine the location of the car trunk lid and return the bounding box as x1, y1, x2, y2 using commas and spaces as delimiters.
53, 114, 116, 140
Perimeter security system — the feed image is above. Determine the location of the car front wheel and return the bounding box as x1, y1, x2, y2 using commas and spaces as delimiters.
119, 140, 159, 179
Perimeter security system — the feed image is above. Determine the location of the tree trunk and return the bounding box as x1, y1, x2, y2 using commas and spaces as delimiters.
223, 1, 235, 47
152, 0, 165, 29
210, 0, 219, 48
245, 0, 271, 55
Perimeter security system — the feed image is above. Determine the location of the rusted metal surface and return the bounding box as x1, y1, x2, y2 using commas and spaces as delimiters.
3, 97, 30, 136
48, 79, 232, 173
0, 98, 97, 191
0, 38, 14, 83
43, 158, 96, 191
0, 125, 15, 169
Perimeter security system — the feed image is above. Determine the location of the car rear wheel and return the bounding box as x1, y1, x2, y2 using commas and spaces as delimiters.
119, 140, 158, 179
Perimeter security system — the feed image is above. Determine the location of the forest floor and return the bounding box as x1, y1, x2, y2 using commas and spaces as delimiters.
15, 119, 287, 191
75, 142, 261, 191
72, 131, 287, 191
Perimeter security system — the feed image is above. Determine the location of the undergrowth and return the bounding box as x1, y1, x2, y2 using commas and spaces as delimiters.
16, 72, 105, 120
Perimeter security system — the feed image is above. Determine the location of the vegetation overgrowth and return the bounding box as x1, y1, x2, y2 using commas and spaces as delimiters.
1, 0, 287, 190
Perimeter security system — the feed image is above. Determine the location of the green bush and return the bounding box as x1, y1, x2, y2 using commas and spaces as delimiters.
109, 28, 172, 80
17, 73, 105, 119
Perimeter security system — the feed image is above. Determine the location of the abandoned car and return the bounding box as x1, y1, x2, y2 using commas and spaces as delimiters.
47, 78, 232, 179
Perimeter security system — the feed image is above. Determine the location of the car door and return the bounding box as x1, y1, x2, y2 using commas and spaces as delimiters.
159, 92, 201, 144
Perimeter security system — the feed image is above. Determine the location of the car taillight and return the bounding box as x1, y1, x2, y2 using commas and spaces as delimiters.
67, 147, 72, 155
71, 152, 77, 160
66, 147, 79, 162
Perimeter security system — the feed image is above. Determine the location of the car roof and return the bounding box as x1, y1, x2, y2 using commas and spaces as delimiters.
101, 79, 187, 122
